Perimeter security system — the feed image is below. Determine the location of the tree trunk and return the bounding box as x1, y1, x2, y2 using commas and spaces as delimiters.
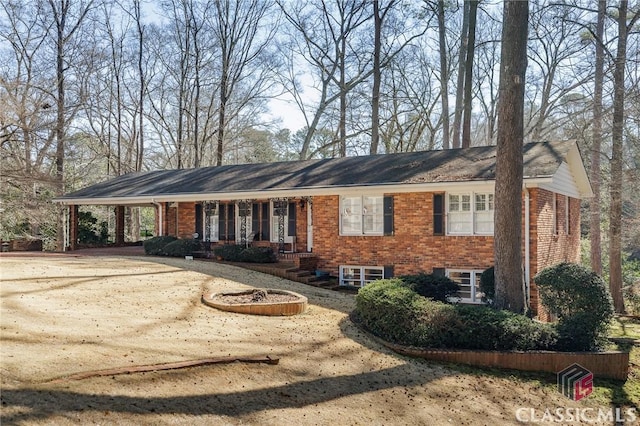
494, 0, 528, 314
136, 0, 145, 172
451, 0, 469, 149
437, 0, 450, 150
590, 0, 605, 276
54, 6, 66, 251
370, 0, 382, 155
339, 34, 347, 158
609, 0, 629, 314
461, 0, 478, 148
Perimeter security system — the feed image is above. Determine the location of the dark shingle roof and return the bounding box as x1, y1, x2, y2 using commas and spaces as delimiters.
58, 140, 573, 202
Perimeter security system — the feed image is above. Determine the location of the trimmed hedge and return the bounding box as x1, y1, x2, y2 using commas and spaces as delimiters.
534, 262, 613, 351
355, 279, 558, 351
143, 236, 177, 255
162, 239, 203, 257
399, 273, 460, 303
213, 244, 277, 263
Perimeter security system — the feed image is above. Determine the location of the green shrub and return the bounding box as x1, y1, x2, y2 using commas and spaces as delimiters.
355, 279, 458, 346
480, 266, 495, 304
213, 244, 245, 260
162, 238, 203, 257
399, 273, 460, 302
240, 247, 277, 263
213, 244, 277, 263
451, 305, 557, 351
78, 211, 109, 245
355, 279, 557, 350
534, 262, 613, 351
143, 235, 177, 255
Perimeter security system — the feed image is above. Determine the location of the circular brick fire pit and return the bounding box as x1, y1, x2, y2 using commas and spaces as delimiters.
202, 289, 308, 316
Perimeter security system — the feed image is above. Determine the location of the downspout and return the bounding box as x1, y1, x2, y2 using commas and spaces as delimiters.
524, 186, 531, 311
152, 200, 163, 236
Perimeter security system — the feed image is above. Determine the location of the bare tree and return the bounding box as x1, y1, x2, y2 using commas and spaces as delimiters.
525, 2, 591, 142
461, 0, 478, 148
47, 0, 94, 250
609, 0, 639, 313
494, 0, 528, 313
211, 0, 277, 166
590, 0, 606, 276
370, 0, 397, 154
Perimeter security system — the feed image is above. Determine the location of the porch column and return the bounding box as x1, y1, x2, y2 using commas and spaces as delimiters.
68, 205, 79, 251
115, 206, 125, 245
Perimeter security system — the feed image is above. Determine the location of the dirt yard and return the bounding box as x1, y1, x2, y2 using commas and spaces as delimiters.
0, 254, 614, 425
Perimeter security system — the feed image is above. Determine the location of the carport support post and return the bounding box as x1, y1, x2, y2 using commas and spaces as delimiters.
115, 206, 125, 245
68, 205, 79, 251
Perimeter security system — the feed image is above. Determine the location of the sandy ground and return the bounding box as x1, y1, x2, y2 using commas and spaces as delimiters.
0, 254, 615, 425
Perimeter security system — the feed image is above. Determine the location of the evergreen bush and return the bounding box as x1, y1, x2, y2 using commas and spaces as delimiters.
534, 262, 613, 351
162, 238, 203, 257
399, 273, 460, 302
213, 244, 277, 263
143, 235, 177, 255
355, 279, 557, 350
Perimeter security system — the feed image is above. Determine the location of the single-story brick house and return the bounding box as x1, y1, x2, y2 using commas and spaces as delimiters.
56, 140, 592, 317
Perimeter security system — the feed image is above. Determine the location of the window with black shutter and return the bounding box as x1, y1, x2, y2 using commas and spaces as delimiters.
383, 196, 394, 236
433, 193, 444, 236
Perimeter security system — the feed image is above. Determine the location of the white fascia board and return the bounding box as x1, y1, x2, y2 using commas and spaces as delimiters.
566, 142, 594, 198
55, 178, 555, 205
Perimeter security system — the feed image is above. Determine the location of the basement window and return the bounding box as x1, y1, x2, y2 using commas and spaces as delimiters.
339, 265, 384, 287
446, 269, 485, 304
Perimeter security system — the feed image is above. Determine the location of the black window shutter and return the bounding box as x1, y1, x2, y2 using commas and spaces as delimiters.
433, 193, 444, 236
288, 202, 297, 236
218, 204, 226, 240
228, 204, 235, 241
432, 267, 446, 277
252, 203, 260, 238
195, 204, 203, 239
383, 196, 394, 236
261, 203, 270, 241
383, 265, 394, 279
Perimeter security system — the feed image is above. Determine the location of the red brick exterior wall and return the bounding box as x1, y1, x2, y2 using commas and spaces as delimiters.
177, 202, 196, 238
312, 194, 495, 276
115, 206, 125, 245
529, 188, 581, 319
166, 203, 178, 237
159, 190, 581, 320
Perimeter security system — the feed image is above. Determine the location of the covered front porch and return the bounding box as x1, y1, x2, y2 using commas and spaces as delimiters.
63, 196, 315, 255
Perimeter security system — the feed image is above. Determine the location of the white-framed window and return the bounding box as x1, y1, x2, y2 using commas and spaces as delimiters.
340, 195, 383, 235
339, 265, 384, 287
447, 192, 494, 235
447, 269, 484, 304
